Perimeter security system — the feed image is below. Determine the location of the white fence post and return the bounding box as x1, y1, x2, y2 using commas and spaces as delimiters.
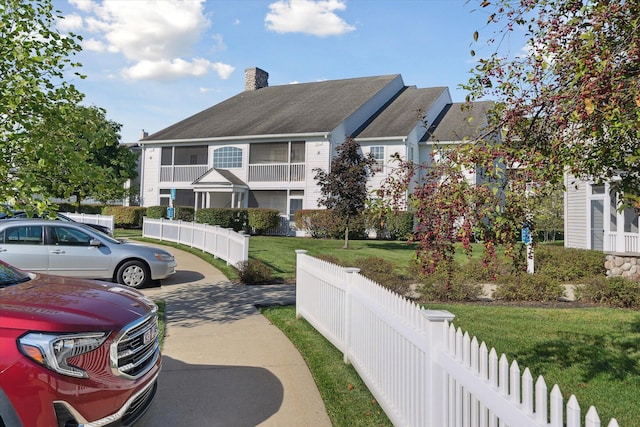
423, 309, 455, 427
295, 250, 307, 320
343, 267, 360, 365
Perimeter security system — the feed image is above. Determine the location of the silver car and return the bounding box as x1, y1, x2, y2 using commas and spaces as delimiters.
0, 219, 176, 288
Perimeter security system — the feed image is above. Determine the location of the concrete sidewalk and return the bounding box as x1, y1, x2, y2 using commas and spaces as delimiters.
137, 245, 331, 427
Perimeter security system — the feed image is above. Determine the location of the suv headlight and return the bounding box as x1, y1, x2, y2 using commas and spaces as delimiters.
18, 332, 109, 378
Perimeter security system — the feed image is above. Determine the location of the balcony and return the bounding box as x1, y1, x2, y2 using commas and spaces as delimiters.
249, 163, 305, 182
160, 165, 208, 182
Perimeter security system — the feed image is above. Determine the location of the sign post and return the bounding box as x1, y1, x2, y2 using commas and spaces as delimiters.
168, 188, 176, 220
521, 222, 534, 274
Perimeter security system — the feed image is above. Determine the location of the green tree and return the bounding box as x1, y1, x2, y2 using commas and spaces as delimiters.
0, 0, 85, 213
465, 0, 640, 204
533, 184, 564, 242
28, 105, 138, 211
314, 137, 376, 249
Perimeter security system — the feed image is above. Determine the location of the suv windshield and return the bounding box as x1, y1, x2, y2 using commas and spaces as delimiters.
0, 262, 31, 287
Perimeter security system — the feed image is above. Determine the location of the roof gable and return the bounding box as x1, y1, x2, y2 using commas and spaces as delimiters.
424, 101, 494, 142
356, 86, 449, 138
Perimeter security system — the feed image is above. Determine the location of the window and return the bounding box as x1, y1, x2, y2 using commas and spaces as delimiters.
50, 226, 92, 246
161, 146, 208, 165
250, 143, 287, 164
161, 147, 173, 165
371, 146, 384, 172
3, 226, 43, 244
249, 141, 305, 164
249, 190, 286, 213
624, 206, 639, 233
213, 147, 243, 168
609, 191, 618, 232
591, 185, 605, 195
175, 146, 207, 165
291, 141, 305, 162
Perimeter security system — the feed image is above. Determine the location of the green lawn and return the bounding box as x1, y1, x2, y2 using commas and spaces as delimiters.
427, 304, 640, 426
126, 230, 636, 425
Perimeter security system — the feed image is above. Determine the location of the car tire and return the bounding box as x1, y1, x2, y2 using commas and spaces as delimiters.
116, 261, 149, 288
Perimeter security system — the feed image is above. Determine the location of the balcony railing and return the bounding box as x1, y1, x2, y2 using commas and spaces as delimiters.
159, 164, 305, 183
160, 165, 208, 182
249, 163, 305, 182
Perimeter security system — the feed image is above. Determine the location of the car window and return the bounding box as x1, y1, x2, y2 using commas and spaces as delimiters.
49, 226, 93, 246
0, 262, 30, 287
2, 226, 44, 245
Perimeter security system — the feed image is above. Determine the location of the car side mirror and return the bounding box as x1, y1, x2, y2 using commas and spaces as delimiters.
89, 239, 102, 247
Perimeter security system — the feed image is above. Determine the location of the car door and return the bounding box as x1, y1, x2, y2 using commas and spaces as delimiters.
46, 224, 112, 279
0, 224, 49, 273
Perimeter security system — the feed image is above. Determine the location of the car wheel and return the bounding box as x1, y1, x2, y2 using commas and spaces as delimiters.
116, 261, 149, 288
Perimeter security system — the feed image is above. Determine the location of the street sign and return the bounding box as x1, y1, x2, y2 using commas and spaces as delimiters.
521, 224, 532, 245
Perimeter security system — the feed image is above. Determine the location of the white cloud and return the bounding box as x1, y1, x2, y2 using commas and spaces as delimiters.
66, 0, 234, 81
265, 0, 355, 36
121, 58, 234, 80
68, 0, 94, 13
83, 37, 106, 52
57, 13, 83, 32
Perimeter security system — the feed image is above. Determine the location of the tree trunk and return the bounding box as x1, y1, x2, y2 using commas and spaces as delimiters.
343, 224, 350, 249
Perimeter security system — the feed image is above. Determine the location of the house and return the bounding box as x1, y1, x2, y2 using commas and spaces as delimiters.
137, 67, 492, 224
564, 174, 640, 279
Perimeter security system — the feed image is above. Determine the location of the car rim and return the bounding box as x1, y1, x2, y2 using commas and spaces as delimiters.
122, 265, 145, 286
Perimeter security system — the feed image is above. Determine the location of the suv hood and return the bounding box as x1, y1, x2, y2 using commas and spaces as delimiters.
0, 274, 157, 332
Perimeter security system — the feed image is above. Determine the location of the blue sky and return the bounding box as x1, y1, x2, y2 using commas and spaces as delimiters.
55, 0, 524, 143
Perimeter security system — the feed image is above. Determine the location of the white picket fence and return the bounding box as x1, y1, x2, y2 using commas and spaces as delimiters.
142, 218, 249, 267
62, 212, 114, 233
294, 250, 620, 427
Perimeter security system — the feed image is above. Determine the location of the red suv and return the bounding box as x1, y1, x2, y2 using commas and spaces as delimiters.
0, 260, 161, 427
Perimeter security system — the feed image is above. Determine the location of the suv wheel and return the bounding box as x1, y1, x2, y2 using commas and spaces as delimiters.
117, 261, 149, 288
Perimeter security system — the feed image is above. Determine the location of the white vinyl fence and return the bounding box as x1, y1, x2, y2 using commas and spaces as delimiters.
62, 212, 114, 233
294, 250, 620, 427
142, 218, 249, 267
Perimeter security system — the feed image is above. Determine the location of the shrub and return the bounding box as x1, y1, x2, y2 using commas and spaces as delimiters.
104, 206, 145, 228
196, 208, 248, 232
315, 254, 344, 265
248, 208, 280, 235
146, 206, 166, 219
237, 259, 273, 284
56, 203, 104, 214
174, 206, 194, 222
384, 211, 414, 240
356, 256, 409, 295
534, 245, 605, 282
409, 259, 482, 302
294, 209, 366, 239
576, 276, 640, 308
494, 273, 564, 301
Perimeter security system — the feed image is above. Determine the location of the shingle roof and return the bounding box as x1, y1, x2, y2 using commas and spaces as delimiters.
356, 86, 448, 138
424, 101, 494, 142
143, 74, 402, 141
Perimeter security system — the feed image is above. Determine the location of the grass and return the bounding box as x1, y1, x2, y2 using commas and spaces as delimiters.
260, 305, 392, 427
426, 304, 640, 426
120, 229, 636, 424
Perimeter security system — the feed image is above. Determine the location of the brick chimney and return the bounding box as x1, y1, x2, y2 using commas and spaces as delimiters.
244, 67, 269, 91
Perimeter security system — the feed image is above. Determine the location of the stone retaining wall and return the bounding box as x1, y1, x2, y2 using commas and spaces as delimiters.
605, 254, 640, 281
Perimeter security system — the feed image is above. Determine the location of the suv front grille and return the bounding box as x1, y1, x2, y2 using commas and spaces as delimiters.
111, 311, 160, 379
